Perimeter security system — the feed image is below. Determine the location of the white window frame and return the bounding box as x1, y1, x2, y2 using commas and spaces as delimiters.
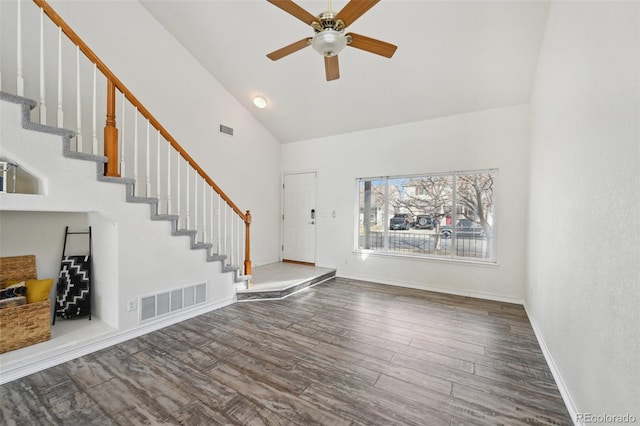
354, 169, 498, 263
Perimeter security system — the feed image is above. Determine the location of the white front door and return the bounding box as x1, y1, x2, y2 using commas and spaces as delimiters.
282, 172, 317, 264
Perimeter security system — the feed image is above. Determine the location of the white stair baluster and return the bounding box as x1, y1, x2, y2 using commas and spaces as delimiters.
92, 65, 98, 154
236, 212, 240, 266
156, 130, 161, 202
16, 0, 24, 96
57, 27, 63, 128
39, 8, 46, 125
224, 204, 228, 260
209, 188, 214, 246
119, 94, 125, 176
217, 196, 221, 254
185, 165, 190, 229
76, 46, 82, 152
176, 154, 181, 226
145, 120, 150, 197
194, 171, 198, 239
234, 213, 238, 266
133, 110, 138, 195
229, 213, 236, 265
202, 179, 207, 244
166, 142, 171, 214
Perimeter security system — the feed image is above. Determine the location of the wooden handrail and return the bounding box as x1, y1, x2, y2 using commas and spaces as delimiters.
33, 0, 247, 222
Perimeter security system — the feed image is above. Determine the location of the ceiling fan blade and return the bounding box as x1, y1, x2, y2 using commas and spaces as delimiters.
267, 38, 311, 61
335, 0, 380, 28
324, 56, 340, 81
267, 0, 318, 26
347, 32, 397, 58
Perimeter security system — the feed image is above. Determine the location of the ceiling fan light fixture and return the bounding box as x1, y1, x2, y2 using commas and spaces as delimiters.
265, 0, 397, 80
311, 29, 347, 57
253, 95, 268, 109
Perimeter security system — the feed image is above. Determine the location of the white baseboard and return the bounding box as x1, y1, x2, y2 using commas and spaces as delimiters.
336, 272, 525, 305
523, 302, 580, 425
0, 296, 236, 385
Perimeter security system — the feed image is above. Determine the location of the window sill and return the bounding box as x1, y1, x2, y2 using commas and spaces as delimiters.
352, 250, 499, 268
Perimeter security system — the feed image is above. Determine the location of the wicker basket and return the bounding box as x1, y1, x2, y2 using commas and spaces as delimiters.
0, 300, 51, 353
0, 255, 51, 353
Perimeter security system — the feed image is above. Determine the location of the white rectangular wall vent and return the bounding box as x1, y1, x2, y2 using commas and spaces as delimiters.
138, 282, 207, 323
170, 289, 182, 312
184, 285, 195, 308
219, 124, 234, 137
196, 283, 206, 304
157, 292, 170, 316
140, 296, 156, 322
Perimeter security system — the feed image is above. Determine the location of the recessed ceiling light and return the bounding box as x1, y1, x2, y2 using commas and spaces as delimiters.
253, 96, 268, 109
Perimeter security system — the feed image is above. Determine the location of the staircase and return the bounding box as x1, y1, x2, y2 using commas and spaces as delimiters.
0, 0, 254, 327
1, 91, 250, 279
0, 0, 252, 271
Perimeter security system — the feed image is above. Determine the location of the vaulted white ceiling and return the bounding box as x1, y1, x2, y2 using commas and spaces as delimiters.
140, 0, 549, 143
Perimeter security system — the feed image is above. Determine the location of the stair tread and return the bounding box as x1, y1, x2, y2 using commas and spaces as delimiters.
223, 265, 241, 271
100, 176, 136, 185
128, 196, 159, 204
151, 214, 180, 221
208, 254, 227, 262
65, 151, 107, 163
192, 243, 213, 249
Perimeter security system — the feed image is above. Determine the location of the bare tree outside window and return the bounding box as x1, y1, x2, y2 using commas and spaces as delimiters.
455, 173, 495, 259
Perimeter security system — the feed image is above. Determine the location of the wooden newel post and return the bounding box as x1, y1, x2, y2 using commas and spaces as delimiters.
104, 79, 119, 177
244, 210, 252, 276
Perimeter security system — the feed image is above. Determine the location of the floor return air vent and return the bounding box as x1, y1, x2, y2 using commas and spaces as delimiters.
139, 283, 206, 323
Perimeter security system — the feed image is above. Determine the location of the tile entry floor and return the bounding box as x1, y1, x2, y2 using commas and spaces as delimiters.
237, 262, 337, 300
245, 262, 337, 292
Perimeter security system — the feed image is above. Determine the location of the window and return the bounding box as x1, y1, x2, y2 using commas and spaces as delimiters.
357, 169, 496, 262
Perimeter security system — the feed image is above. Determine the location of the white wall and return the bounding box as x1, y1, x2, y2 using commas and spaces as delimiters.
47, 0, 282, 267
282, 104, 530, 302
0, 211, 89, 279
528, 1, 639, 421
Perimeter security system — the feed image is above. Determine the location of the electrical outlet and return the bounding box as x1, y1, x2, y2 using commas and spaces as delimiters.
127, 299, 137, 312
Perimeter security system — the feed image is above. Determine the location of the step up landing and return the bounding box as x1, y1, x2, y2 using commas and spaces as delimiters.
237, 262, 336, 301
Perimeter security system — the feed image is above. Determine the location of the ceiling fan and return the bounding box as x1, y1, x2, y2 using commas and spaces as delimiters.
266, 0, 397, 81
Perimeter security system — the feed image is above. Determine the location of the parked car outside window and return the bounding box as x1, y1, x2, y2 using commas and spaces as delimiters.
440, 219, 484, 238
412, 214, 436, 230
389, 214, 412, 230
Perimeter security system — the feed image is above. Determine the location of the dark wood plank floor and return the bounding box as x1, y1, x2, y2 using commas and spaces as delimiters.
0, 278, 572, 425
